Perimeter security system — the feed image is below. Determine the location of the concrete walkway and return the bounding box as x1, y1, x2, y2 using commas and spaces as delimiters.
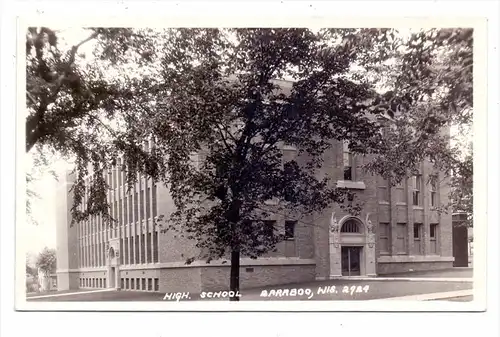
368, 289, 473, 301
26, 268, 474, 302
26, 288, 114, 300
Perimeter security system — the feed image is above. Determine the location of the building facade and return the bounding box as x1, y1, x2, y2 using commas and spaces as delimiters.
56, 140, 454, 294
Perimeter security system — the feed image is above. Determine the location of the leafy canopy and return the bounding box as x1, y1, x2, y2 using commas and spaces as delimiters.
25, 27, 474, 259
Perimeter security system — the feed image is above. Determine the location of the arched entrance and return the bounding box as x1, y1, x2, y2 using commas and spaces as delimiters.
106, 239, 121, 289
329, 214, 376, 278
340, 219, 363, 276
108, 247, 116, 289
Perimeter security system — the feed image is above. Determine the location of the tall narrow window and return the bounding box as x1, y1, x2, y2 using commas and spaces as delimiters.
412, 174, 422, 206
110, 202, 114, 224
146, 187, 151, 220
135, 235, 140, 263
119, 238, 123, 264
396, 223, 407, 254
283, 164, 294, 202
430, 175, 438, 208
134, 192, 139, 222
154, 278, 159, 291
152, 183, 157, 218
118, 198, 123, 226
139, 189, 144, 220
413, 223, 423, 255
128, 192, 133, 223
147, 232, 152, 263
141, 234, 145, 264
130, 236, 134, 264
378, 223, 390, 255
153, 230, 159, 263
430, 223, 439, 254
131, 278, 135, 289
378, 177, 389, 203
284, 221, 296, 240
124, 196, 128, 225
124, 237, 129, 265
114, 201, 118, 236
114, 167, 118, 190
343, 142, 353, 181
118, 159, 123, 187
396, 179, 406, 204
263, 220, 276, 237
97, 242, 101, 267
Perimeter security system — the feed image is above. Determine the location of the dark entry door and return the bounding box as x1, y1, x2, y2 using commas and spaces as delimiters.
341, 246, 361, 276
452, 225, 469, 267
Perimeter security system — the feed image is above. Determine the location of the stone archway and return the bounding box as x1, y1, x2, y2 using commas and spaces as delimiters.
328, 213, 376, 278
106, 239, 121, 289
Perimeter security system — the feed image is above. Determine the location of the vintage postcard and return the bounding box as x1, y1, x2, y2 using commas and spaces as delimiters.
15, 13, 487, 312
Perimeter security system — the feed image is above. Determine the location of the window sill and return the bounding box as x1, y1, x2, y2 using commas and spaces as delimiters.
283, 145, 297, 151
378, 201, 390, 205
336, 180, 366, 190
413, 206, 424, 210
396, 202, 407, 206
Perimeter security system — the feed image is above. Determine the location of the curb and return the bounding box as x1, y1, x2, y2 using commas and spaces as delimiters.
369, 289, 473, 301
26, 288, 114, 300
329, 277, 473, 282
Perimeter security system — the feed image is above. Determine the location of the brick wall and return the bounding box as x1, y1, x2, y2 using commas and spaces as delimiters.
312, 139, 454, 278
156, 181, 200, 263
200, 264, 316, 291
377, 261, 454, 274
159, 268, 202, 293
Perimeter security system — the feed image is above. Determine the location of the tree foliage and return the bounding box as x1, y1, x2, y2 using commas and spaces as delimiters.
25, 27, 473, 298
25, 27, 158, 223
35, 247, 57, 275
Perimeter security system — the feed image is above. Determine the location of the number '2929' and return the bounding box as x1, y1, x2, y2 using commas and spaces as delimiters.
342, 285, 370, 295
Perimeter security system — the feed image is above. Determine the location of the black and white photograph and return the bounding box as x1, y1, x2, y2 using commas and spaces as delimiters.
10, 12, 490, 312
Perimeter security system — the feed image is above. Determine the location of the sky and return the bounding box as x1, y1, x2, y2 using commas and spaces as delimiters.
23, 27, 472, 256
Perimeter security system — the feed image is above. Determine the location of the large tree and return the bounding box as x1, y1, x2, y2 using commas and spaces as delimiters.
117, 28, 396, 300
26, 27, 473, 300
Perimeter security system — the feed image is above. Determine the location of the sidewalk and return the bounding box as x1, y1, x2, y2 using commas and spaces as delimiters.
380, 268, 473, 279
26, 277, 473, 302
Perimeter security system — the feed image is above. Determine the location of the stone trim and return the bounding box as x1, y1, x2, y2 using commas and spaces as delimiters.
336, 180, 366, 190
377, 255, 455, 263
57, 258, 316, 273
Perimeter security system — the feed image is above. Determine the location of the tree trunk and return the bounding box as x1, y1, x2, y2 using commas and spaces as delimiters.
229, 249, 240, 301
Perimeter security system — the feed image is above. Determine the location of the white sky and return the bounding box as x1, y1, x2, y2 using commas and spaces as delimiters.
24, 28, 472, 256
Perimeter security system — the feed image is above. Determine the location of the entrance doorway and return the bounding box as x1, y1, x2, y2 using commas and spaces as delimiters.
341, 246, 361, 276
110, 267, 116, 288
